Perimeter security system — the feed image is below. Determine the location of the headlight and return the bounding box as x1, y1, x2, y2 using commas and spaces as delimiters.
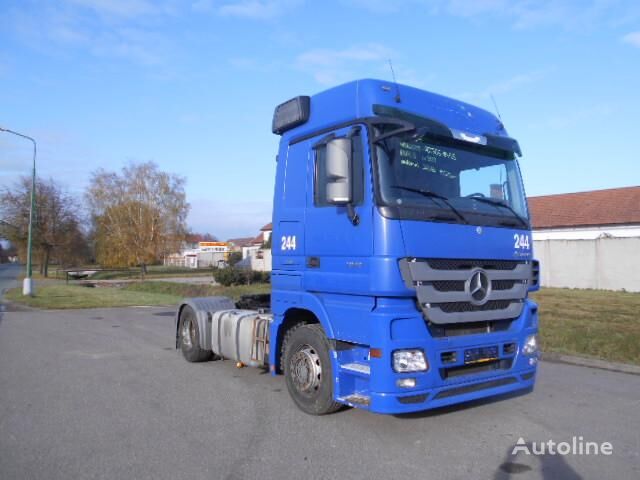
393, 349, 428, 373
522, 334, 539, 356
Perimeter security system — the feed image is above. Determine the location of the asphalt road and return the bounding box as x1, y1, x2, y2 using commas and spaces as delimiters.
0, 303, 639, 479
0, 263, 21, 296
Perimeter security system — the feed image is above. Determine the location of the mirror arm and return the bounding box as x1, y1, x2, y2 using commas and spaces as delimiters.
346, 204, 360, 226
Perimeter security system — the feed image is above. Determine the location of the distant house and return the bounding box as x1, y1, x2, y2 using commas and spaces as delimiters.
227, 237, 255, 252
253, 223, 272, 246
529, 186, 640, 240
527, 186, 640, 292
235, 222, 272, 272
164, 241, 230, 269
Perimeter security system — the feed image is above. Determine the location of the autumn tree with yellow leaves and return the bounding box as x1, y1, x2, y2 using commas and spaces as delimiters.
86, 162, 189, 268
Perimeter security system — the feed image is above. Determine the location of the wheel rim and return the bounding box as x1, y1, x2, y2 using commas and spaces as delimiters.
181, 317, 194, 348
290, 344, 322, 395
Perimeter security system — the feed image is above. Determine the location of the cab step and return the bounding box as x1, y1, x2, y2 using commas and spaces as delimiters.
341, 362, 370, 376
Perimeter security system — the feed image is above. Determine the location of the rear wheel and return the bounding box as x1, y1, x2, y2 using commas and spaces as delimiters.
179, 306, 213, 362
282, 324, 341, 415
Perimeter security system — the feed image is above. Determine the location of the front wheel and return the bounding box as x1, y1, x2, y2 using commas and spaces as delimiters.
282, 324, 342, 415
179, 306, 213, 363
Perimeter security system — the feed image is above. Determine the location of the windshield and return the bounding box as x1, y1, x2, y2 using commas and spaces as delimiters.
375, 129, 529, 229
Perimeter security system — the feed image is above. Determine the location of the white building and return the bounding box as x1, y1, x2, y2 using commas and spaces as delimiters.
238, 222, 273, 272
530, 186, 640, 240
529, 186, 640, 291
164, 241, 230, 269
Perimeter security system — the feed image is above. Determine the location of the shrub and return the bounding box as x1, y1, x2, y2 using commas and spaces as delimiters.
213, 267, 270, 286
213, 267, 244, 286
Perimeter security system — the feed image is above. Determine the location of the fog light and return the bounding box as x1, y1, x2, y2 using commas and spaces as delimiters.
393, 349, 428, 373
397, 378, 416, 388
523, 334, 539, 356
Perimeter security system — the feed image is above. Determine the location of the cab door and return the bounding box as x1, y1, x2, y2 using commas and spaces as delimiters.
303, 125, 374, 295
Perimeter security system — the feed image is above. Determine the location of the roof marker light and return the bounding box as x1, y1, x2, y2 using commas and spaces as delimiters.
451, 129, 487, 145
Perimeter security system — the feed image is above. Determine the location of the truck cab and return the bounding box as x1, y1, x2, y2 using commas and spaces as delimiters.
269, 79, 539, 414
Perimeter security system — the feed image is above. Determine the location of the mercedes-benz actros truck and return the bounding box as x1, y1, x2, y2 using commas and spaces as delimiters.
175, 79, 541, 415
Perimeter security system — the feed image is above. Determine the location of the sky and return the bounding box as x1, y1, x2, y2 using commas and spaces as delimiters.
1, 0, 639, 240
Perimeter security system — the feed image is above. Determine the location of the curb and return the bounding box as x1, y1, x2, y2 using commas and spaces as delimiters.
541, 351, 640, 376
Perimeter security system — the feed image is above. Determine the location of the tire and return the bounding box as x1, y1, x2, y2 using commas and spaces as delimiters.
282, 323, 342, 415
179, 305, 213, 363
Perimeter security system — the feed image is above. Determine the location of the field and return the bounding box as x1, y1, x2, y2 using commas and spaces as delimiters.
532, 288, 640, 365
5, 281, 639, 365
4, 281, 270, 310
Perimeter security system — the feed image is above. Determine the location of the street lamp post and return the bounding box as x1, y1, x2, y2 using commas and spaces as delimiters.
0, 127, 37, 296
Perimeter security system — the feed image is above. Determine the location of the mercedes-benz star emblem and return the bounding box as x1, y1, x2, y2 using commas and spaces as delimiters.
467, 269, 491, 305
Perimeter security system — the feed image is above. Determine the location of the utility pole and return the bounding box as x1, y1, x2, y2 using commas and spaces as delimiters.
0, 127, 37, 296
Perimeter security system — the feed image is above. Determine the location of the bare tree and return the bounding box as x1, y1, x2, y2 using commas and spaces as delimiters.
86, 161, 189, 269
0, 177, 89, 276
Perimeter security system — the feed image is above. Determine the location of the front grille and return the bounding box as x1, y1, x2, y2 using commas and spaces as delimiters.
399, 257, 532, 327
493, 279, 517, 290
435, 300, 513, 313
441, 358, 513, 380
441, 351, 457, 364
426, 258, 520, 271
531, 260, 540, 287
428, 319, 513, 338
432, 280, 465, 292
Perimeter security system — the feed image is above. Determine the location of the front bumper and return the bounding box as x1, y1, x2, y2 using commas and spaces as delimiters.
368, 367, 537, 414
356, 297, 540, 414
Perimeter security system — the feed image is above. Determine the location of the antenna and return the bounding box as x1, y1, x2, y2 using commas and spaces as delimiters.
388, 59, 401, 103
490, 94, 503, 122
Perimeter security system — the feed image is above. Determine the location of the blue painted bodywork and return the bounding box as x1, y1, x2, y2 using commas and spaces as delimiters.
269, 79, 538, 414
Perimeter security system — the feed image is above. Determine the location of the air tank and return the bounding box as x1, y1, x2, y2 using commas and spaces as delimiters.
210, 310, 271, 367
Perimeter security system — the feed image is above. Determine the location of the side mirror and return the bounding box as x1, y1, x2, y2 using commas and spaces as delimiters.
325, 137, 352, 205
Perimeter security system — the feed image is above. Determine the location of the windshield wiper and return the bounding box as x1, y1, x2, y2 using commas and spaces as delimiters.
467, 196, 529, 229
391, 186, 469, 224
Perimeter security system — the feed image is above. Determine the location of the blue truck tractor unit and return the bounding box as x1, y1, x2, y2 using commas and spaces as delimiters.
175, 79, 541, 415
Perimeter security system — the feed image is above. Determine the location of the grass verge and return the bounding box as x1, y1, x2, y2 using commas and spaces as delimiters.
5, 283, 638, 366
532, 288, 640, 366
4, 281, 270, 310
4, 284, 180, 309
123, 281, 271, 300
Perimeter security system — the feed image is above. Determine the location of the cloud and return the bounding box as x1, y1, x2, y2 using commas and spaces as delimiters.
621, 31, 640, 47
342, 0, 405, 13
6, 2, 174, 68
295, 43, 395, 85
457, 69, 550, 102
347, 1, 640, 31
194, 1, 303, 20
64, 0, 165, 18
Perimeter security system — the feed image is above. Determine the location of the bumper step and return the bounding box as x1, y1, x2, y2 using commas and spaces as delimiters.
338, 393, 371, 407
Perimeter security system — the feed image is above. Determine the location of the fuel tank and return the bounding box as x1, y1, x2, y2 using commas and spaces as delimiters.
211, 310, 271, 367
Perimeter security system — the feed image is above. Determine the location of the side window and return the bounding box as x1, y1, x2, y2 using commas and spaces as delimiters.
314, 131, 364, 206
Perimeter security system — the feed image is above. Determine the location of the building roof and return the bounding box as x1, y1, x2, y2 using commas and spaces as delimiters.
252, 233, 264, 245
528, 186, 640, 229
227, 237, 254, 247
260, 222, 273, 231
